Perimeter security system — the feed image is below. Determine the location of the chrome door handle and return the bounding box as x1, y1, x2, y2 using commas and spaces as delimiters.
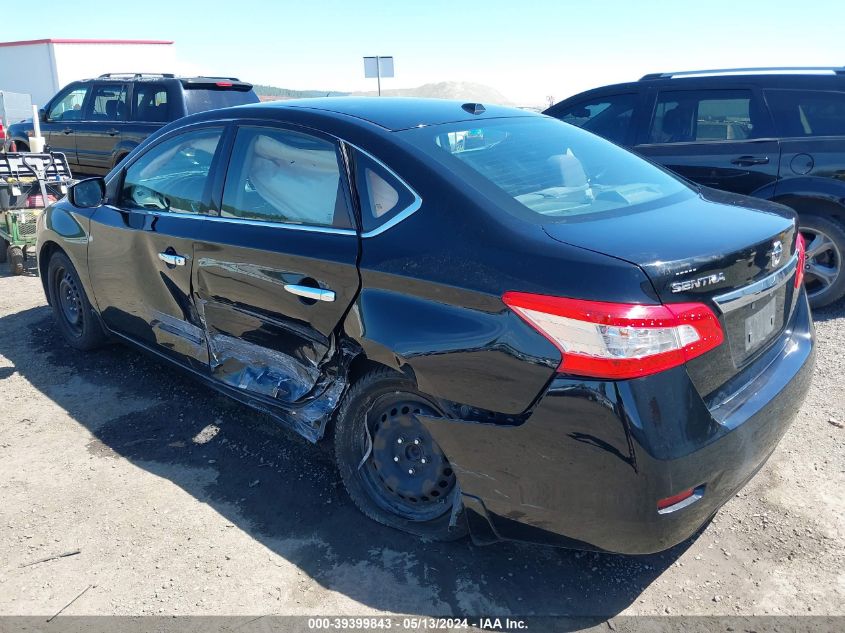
284, 284, 335, 302
731, 155, 769, 166
158, 252, 187, 266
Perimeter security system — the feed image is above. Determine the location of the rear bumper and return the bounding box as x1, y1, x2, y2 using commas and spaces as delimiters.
423, 292, 815, 554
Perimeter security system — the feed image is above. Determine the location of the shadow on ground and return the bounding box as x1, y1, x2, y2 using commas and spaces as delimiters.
2, 256, 39, 277
810, 294, 845, 322
0, 300, 705, 620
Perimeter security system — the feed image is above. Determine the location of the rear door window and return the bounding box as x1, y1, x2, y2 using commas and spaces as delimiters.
221, 126, 351, 228
549, 93, 638, 144
133, 84, 170, 122
765, 89, 845, 137
121, 127, 223, 214
88, 84, 128, 121
647, 89, 768, 143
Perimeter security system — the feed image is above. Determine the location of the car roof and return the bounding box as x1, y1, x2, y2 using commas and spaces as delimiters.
562, 72, 845, 100
250, 97, 539, 131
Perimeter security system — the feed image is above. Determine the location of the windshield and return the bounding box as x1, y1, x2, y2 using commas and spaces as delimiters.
400, 116, 692, 220
183, 88, 259, 114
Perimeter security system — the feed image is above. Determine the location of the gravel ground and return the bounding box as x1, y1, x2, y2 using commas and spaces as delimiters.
0, 266, 842, 619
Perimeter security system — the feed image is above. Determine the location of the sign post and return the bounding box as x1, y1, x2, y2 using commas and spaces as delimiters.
363, 56, 394, 96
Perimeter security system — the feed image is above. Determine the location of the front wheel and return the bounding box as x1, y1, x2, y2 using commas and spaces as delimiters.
47, 252, 107, 350
798, 214, 845, 309
333, 367, 467, 541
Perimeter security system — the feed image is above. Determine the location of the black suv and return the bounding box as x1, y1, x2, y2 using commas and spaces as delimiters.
545, 67, 845, 308
6, 73, 258, 175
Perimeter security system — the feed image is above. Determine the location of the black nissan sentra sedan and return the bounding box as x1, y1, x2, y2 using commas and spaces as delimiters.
37, 98, 814, 554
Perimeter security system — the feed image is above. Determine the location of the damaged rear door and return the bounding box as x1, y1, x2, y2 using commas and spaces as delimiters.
194, 123, 360, 440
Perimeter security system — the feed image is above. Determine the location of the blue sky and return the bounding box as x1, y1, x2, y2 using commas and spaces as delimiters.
11, 0, 845, 105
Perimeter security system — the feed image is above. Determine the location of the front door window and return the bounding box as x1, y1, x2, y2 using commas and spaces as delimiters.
121, 128, 223, 214
48, 86, 90, 122
550, 94, 638, 144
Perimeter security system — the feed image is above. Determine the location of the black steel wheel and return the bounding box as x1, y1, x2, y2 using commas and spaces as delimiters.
359, 396, 457, 522
47, 251, 107, 350
56, 264, 84, 334
334, 367, 467, 541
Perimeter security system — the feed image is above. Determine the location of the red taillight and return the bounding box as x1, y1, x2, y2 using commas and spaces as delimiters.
795, 232, 806, 288
0, 118, 6, 141
657, 487, 696, 511
215, 81, 233, 87
502, 293, 724, 380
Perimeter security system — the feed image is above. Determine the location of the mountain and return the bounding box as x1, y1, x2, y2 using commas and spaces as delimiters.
253, 81, 512, 105
252, 85, 348, 99
351, 81, 512, 104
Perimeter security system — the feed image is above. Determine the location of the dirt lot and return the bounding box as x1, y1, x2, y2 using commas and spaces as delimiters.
0, 266, 843, 620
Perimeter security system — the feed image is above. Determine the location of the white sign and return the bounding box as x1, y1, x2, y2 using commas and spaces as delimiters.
364, 56, 394, 78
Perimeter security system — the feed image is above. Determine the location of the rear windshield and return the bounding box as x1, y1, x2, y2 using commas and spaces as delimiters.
183, 87, 259, 114
400, 116, 692, 220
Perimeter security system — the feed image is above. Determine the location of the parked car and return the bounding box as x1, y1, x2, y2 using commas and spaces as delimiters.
38, 98, 814, 554
545, 67, 845, 308
6, 73, 258, 174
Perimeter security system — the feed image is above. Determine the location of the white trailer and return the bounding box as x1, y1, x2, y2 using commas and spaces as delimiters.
0, 39, 178, 107
0, 91, 32, 126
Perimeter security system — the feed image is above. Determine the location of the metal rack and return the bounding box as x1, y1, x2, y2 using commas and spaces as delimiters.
641, 66, 845, 80
0, 151, 73, 274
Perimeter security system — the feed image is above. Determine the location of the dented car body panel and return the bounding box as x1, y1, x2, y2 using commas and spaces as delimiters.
192, 227, 361, 439
37, 98, 815, 553
87, 206, 211, 371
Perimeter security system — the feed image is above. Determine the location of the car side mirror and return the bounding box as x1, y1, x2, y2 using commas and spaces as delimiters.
38, 108, 47, 122
68, 177, 106, 208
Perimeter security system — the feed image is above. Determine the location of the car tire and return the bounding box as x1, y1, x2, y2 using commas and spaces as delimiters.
333, 366, 468, 541
47, 251, 107, 350
7, 245, 24, 275
0, 239, 8, 263
798, 214, 845, 309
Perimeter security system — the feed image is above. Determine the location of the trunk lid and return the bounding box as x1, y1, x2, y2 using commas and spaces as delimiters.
543, 188, 800, 397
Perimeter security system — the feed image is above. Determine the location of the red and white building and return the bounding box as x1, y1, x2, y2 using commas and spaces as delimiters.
0, 39, 177, 107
